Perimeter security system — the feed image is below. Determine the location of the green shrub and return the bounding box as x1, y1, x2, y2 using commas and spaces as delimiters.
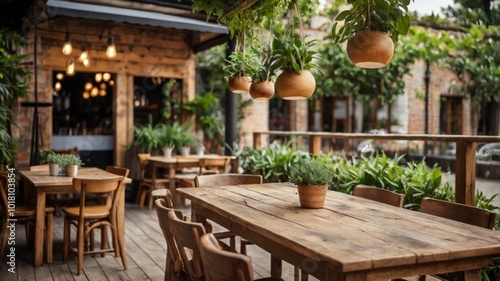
288, 157, 334, 186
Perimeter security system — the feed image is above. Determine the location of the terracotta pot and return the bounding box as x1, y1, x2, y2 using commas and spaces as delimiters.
346, 30, 394, 69
275, 70, 315, 100
297, 184, 328, 209
228, 75, 251, 94
250, 80, 275, 100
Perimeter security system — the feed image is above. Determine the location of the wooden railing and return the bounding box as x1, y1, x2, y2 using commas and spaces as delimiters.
253, 131, 500, 206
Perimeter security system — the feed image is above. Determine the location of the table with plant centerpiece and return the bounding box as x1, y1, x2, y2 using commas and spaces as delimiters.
19, 167, 131, 266
178, 182, 500, 281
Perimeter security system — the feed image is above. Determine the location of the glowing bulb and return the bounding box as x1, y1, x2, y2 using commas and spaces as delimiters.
106, 36, 116, 58
79, 47, 88, 62
99, 89, 106, 96
102, 72, 111, 82
54, 82, 62, 91
56, 73, 64, 80
84, 82, 93, 91
66, 59, 75, 76
61, 31, 72, 55
108, 80, 114, 86
83, 92, 90, 99
91, 87, 99, 97
82, 58, 90, 67
95, 73, 102, 83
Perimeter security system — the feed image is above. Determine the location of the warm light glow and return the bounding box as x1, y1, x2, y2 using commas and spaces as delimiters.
61, 31, 72, 55
108, 80, 114, 86
95, 73, 102, 83
102, 72, 111, 82
54, 82, 62, 91
106, 35, 116, 58
84, 82, 93, 91
79, 47, 89, 62
82, 58, 90, 67
66, 59, 75, 76
56, 73, 64, 80
100, 83, 107, 90
91, 87, 99, 97
83, 92, 90, 99
99, 89, 107, 96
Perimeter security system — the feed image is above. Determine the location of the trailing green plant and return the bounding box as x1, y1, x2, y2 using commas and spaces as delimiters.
288, 157, 335, 186
271, 28, 321, 74
332, 0, 411, 44
223, 50, 261, 81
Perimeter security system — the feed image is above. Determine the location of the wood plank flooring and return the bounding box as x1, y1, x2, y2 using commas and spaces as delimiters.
0, 203, 302, 281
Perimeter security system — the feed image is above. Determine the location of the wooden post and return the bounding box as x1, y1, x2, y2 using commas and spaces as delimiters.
309, 135, 322, 155
455, 141, 476, 205
253, 132, 262, 150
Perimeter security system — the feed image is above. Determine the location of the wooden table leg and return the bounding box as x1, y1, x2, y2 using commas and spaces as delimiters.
34, 190, 46, 266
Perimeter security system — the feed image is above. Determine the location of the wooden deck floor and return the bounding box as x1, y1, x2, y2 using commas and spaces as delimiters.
0, 202, 304, 281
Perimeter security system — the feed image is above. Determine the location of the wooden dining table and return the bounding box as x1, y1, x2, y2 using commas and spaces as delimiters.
19, 167, 130, 267
147, 155, 238, 207
177, 182, 500, 281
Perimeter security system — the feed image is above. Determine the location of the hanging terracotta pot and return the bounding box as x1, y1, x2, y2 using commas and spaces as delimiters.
346, 30, 394, 69
275, 69, 315, 100
228, 75, 251, 94
297, 184, 328, 209
249, 80, 274, 100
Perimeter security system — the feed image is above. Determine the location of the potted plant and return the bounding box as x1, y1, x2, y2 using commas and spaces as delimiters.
61, 153, 83, 177
332, 0, 411, 68
224, 51, 260, 94
47, 152, 64, 176
157, 122, 183, 157
249, 45, 277, 100
271, 2, 322, 100
131, 116, 162, 153
174, 124, 196, 156
288, 157, 334, 208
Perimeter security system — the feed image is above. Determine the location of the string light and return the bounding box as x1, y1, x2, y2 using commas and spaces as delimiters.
61, 30, 73, 55
66, 59, 75, 76
106, 35, 117, 58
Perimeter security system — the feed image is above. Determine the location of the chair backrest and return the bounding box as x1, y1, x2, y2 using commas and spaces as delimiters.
419, 197, 496, 229
52, 146, 79, 155
106, 165, 130, 200
168, 209, 206, 279
195, 174, 263, 187
198, 157, 231, 175
137, 153, 151, 179
29, 164, 50, 171
199, 233, 254, 281
72, 177, 124, 219
154, 198, 184, 274
353, 185, 405, 207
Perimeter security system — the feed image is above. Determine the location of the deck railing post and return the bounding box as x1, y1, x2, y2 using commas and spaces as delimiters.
454, 141, 476, 205
310, 135, 322, 155
253, 132, 262, 150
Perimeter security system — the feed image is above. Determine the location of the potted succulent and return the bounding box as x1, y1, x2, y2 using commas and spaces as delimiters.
288, 157, 334, 208
332, 0, 411, 68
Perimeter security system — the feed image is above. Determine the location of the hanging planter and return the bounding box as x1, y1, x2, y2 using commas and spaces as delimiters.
332, 0, 411, 69
346, 30, 394, 68
271, 2, 321, 100
228, 75, 252, 94
250, 80, 275, 100
275, 69, 315, 100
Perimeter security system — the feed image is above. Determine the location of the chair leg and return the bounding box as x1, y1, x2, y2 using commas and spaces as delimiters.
45, 212, 53, 263
63, 217, 70, 264
77, 221, 85, 275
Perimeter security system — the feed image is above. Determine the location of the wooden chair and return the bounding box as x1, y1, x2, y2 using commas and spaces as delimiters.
353, 184, 405, 207
136, 153, 170, 210
195, 174, 263, 188
198, 156, 231, 175
406, 197, 496, 281
199, 233, 281, 281
63, 176, 127, 275
155, 198, 191, 281
0, 172, 55, 263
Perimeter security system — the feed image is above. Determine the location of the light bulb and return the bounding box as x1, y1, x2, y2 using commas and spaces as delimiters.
79, 47, 88, 62
54, 82, 62, 91
84, 82, 93, 91
95, 73, 102, 83
106, 35, 116, 58
91, 87, 99, 97
66, 59, 75, 76
56, 73, 64, 80
99, 89, 106, 96
61, 31, 72, 55
102, 72, 111, 82
108, 80, 114, 86
100, 83, 106, 90
83, 92, 90, 99
82, 57, 90, 67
